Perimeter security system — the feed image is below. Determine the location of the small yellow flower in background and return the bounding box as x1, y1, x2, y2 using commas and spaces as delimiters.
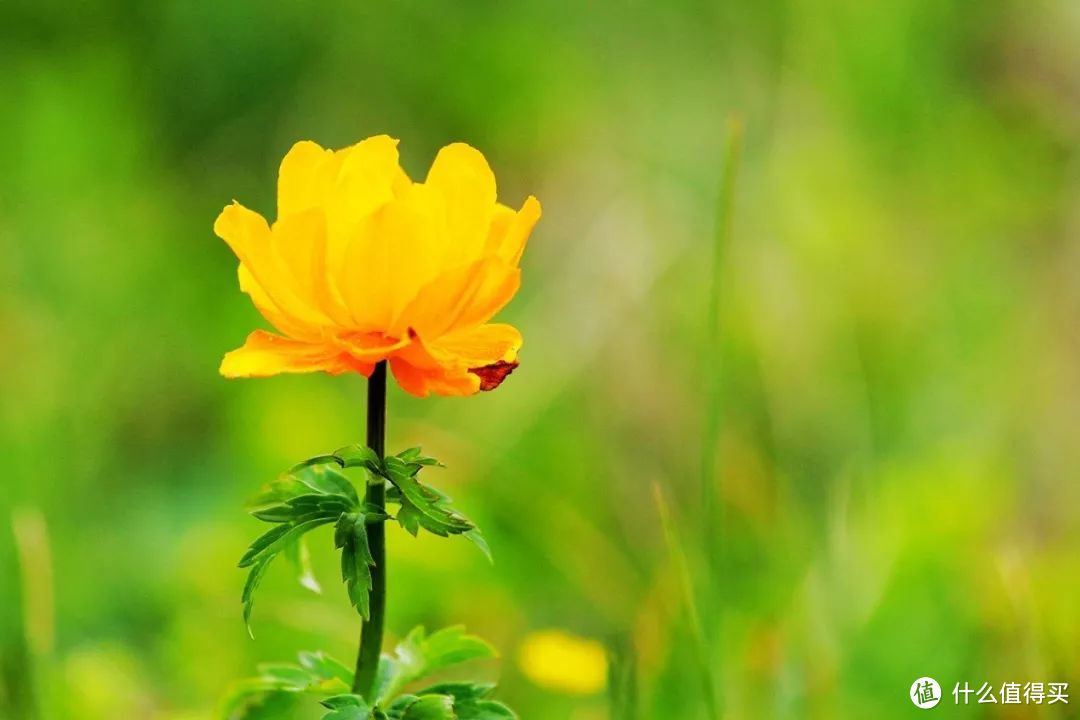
215, 135, 541, 397
517, 629, 608, 695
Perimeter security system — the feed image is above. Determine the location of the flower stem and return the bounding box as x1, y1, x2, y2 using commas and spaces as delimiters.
353, 360, 387, 698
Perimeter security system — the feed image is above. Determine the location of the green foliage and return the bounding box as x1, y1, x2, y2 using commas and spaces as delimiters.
239, 459, 374, 634
221, 651, 352, 719
320, 694, 377, 720
238, 446, 488, 631
336, 445, 487, 555
224, 628, 514, 720
373, 626, 497, 704
336, 509, 381, 619
414, 684, 515, 719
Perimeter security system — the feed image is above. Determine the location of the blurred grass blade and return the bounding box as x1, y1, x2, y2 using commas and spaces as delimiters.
699, 117, 743, 716
10, 507, 55, 720
606, 633, 639, 720
652, 484, 718, 720
12, 508, 54, 663
701, 115, 744, 553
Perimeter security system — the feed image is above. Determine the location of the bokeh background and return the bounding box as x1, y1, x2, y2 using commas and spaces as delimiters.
2, 1, 1078, 718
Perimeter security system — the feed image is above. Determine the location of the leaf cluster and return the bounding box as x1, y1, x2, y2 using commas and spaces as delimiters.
224, 626, 515, 720
239, 447, 489, 632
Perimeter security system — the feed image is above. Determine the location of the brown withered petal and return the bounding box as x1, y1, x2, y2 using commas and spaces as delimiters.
469, 360, 519, 391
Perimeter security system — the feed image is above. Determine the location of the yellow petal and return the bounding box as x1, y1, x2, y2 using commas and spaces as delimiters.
220, 330, 368, 377
277, 140, 338, 219
487, 195, 541, 266
271, 208, 354, 328
386, 324, 520, 397
236, 264, 312, 340
328, 135, 409, 239
339, 183, 447, 331
426, 323, 522, 367
390, 258, 520, 339
215, 202, 328, 336
425, 143, 497, 267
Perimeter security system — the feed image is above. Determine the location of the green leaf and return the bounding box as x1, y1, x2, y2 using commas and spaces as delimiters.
223, 651, 355, 719
291, 462, 360, 505
395, 447, 443, 467
334, 444, 381, 472
239, 515, 337, 568
284, 535, 322, 593
321, 693, 373, 720
339, 512, 377, 619
415, 685, 516, 720
463, 529, 493, 564
221, 682, 300, 720
241, 555, 274, 637
383, 456, 473, 538
375, 626, 496, 703
299, 651, 354, 687
397, 695, 455, 720
238, 524, 291, 567
249, 457, 359, 512
239, 506, 341, 633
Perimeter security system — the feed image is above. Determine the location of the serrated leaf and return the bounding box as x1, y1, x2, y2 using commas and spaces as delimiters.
221, 681, 301, 720
253, 494, 355, 524
239, 516, 337, 569
299, 651, 354, 687
375, 626, 497, 703
256, 663, 314, 689
322, 693, 368, 709
382, 457, 473, 538
463, 529, 493, 564
239, 512, 340, 633
223, 651, 355, 719
458, 700, 516, 720
395, 448, 443, 467
241, 556, 274, 637
284, 536, 322, 594
334, 444, 381, 472
291, 463, 360, 505
415, 685, 515, 720
417, 683, 494, 703
340, 512, 377, 619
321, 693, 373, 720
399, 695, 455, 720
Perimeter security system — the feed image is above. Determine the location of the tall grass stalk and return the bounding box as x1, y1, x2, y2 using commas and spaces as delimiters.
653, 483, 718, 720
10, 507, 54, 720
700, 116, 744, 716
607, 633, 640, 720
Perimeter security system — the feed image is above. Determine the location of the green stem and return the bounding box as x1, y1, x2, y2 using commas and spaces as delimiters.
353, 360, 387, 698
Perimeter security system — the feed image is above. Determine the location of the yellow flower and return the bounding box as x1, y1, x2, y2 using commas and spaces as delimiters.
215, 135, 540, 397
517, 629, 608, 695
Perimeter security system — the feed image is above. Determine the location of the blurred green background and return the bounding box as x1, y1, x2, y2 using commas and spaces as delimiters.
1, 0, 1078, 718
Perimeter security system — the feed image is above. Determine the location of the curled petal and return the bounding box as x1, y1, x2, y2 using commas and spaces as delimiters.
470, 360, 518, 391
388, 357, 479, 398
215, 202, 327, 336
387, 324, 522, 397
426, 323, 522, 367
220, 330, 370, 378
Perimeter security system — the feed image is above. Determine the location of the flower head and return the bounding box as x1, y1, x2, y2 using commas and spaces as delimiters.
215, 135, 540, 397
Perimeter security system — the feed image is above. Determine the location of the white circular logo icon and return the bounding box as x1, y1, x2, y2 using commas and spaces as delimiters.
910, 677, 942, 709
